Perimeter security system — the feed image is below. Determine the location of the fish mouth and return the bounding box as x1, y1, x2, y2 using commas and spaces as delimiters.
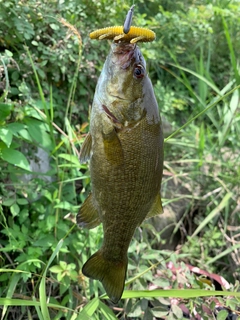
112, 42, 136, 54
111, 43, 136, 69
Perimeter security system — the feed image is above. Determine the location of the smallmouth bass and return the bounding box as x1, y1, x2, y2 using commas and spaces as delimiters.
77, 42, 164, 303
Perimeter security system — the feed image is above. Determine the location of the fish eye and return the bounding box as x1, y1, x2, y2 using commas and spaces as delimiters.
134, 65, 145, 79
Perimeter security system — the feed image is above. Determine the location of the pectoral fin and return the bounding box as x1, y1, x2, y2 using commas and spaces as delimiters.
77, 193, 101, 229
145, 194, 163, 220
79, 133, 92, 163
103, 129, 124, 166
101, 108, 124, 166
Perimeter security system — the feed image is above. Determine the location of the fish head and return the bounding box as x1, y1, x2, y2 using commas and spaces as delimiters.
95, 42, 160, 125
104, 42, 146, 102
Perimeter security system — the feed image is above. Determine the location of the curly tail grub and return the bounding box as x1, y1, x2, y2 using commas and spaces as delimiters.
89, 26, 156, 43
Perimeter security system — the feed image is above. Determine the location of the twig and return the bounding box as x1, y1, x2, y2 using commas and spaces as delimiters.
202, 187, 222, 199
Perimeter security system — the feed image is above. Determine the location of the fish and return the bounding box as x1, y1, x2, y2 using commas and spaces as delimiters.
77, 41, 164, 303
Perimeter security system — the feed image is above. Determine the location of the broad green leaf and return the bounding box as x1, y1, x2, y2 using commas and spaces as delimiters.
50, 23, 59, 30
42, 190, 52, 202
2, 199, 15, 206
10, 203, 20, 217
1, 148, 31, 171
226, 298, 238, 310
58, 153, 80, 166
217, 310, 229, 320
127, 300, 142, 317
49, 265, 63, 273
33, 235, 57, 247
18, 128, 33, 141
25, 118, 53, 150
0, 128, 12, 147
7, 123, 25, 134
59, 261, 67, 269
0, 103, 13, 122
31, 40, 38, 46
152, 307, 169, 318
17, 260, 45, 270
172, 304, 183, 318
4, 49, 13, 57
16, 198, 29, 205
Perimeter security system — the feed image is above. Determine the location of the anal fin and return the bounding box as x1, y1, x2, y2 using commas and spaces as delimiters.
145, 193, 163, 220
77, 193, 101, 229
79, 133, 92, 163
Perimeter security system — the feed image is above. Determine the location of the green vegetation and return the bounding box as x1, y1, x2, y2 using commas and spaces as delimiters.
0, 0, 239, 319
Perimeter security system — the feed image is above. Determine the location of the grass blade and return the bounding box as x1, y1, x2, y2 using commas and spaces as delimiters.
190, 192, 232, 238
0, 298, 76, 313
206, 243, 240, 266
119, 289, 240, 299
165, 85, 240, 142
39, 239, 63, 320
76, 297, 99, 319
98, 301, 118, 320
169, 63, 221, 95
222, 16, 240, 86
32, 296, 44, 320
0, 274, 21, 320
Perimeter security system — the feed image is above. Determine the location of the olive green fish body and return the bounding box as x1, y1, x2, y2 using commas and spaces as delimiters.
78, 42, 163, 303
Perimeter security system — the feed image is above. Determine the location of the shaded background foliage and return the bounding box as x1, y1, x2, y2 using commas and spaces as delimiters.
0, 0, 240, 319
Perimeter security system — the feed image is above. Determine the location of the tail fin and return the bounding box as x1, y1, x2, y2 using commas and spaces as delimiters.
82, 250, 127, 304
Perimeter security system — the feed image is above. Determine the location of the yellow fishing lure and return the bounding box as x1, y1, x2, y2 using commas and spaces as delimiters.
89, 26, 156, 43
90, 5, 155, 44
